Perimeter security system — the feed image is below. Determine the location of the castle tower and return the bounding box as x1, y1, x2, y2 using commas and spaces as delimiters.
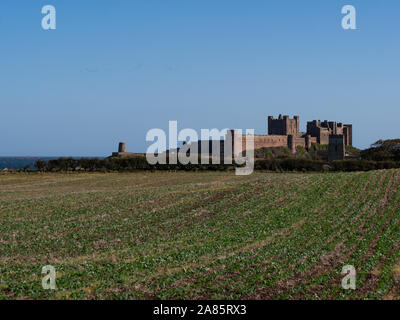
305, 135, 312, 151
328, 135, 345, 161
293, 116, 300, 135
343, 124, 353, 146
118, 142, 126, 153
268, 115, 300, 136
225, 130, 240, 158
288, 135, 296, 154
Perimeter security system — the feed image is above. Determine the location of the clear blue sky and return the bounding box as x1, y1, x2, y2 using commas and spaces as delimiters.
1, 0, 399, 156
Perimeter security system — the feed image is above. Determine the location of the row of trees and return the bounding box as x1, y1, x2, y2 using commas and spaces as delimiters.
256, 159, 400, 172
33, 156, 400, 173
35, 157, 233, 172
361, 139, 400, 161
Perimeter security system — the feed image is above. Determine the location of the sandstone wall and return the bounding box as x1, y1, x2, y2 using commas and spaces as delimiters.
232, 134, 288, 154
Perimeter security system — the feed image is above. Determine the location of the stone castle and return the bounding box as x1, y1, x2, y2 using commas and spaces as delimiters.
113, 114, 353, 161
230, 115, 352, 159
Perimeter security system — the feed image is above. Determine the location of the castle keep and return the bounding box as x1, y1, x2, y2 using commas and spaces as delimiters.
268, 115, 300, 136
306, 120, 352, 146
231, 115, 352, 159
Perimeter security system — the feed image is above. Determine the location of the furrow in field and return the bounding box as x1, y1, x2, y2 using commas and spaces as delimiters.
242, 170, 389, 299
75, 174, 333, 298
286, 170, 400, 299
138, 172, 364, 298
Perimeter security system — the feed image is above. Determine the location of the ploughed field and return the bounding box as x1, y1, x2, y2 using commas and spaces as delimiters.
0, 170, 399, 300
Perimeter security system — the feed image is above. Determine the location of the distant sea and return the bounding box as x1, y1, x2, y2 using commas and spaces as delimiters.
0, 157, 104, 170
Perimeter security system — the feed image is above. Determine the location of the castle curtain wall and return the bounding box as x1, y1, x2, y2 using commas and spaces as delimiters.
233, 134, 289, 154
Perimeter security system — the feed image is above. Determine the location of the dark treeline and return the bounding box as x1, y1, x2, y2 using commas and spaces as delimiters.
31, 156, 400, 173
255, 159, 400, 172
361, 139, 400, 162
35, 157, 233, 172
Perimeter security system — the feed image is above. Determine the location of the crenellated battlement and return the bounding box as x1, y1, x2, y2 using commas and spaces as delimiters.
268, 114, 300, 136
